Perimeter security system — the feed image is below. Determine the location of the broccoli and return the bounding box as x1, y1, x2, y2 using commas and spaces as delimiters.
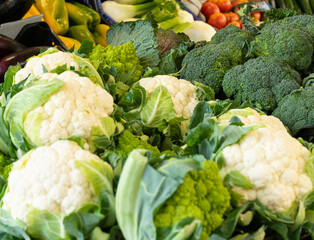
154, 160, 230, 240
88, 42, 143, 85
251, 23, 313, 71
272, 86, 314, 136
222, 56, 302, 112
116, 130, 160, 157
209, 25, 255, 60
180, 42, 243, 95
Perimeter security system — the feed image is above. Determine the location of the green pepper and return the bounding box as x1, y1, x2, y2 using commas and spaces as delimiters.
65, 1, 101, 31
66, 25, 95, 43
35, 0, 69, 35
93, 24, 110, 47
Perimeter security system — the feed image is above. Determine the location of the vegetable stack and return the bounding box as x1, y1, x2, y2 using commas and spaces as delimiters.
0, 5, 313, 240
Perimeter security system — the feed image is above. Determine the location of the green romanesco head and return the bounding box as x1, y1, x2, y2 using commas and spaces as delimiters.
89, 42, 143, 84
154, 160, 230, 240
116, 130, 161, 158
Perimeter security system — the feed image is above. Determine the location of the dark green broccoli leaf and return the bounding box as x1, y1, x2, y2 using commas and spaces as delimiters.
272, 86, 314, 136
222, 56, 302, 112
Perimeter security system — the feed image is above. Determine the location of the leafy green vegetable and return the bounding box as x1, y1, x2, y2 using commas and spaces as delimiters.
106, 20, 160, 69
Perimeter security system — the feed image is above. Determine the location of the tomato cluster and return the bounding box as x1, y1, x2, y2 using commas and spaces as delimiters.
201, 0, 263, 30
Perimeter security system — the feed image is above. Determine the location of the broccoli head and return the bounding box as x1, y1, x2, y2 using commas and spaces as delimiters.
154, 160, 230, 240
210, 25, 255, 56
180, 42, 243, 95
280, 15, 314, 40
222, 56, 302, 112
88, 42, 143, 85
272, 86, 314, 136
251, 23, 313, 71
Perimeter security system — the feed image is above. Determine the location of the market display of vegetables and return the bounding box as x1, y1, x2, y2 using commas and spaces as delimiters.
0, 1, 313, 239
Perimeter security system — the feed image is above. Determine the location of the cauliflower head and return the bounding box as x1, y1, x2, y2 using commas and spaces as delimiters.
2, 140, 113, 223
5, 71, 114, 150
139, 75, 199, 120
154, 160, 230, 240
219, 108, 313, 213
14, 48, 103, 87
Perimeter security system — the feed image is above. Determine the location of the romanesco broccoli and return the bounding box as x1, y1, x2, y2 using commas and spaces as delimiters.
154, 160, 230, 240
116, 130, 160, 157
88, 42, 143, 84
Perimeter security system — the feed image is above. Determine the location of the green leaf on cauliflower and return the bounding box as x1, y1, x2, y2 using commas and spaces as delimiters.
27, 209, 69, 240
0, 209, 30, 240
140, 85, 176, 128
4, 78, 64, 154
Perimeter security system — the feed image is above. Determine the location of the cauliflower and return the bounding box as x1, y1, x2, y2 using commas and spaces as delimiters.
4, 71, 114, 151
139, 75, 199, 122
14, 48, 103, 87
219, 108, 313, 213
2, 140, 113, 223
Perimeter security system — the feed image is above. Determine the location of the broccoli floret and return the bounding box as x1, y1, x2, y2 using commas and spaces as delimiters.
280, 15, 314, 40
88, 42, 143, 84
209, 25, 255, 60
251, 23, 313, 71
116, 130, 160, 157
180, 42, 243, 95
154, 160, 230, 240
272, 86, 314, 136
222, 56, 302, 112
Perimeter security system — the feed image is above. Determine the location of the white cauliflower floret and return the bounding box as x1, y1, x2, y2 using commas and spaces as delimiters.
2, 140, 112, 223
139, 75, 198, 119
24, 71, 114, 146
219, 109, 312, 213
14, 51, 79, 83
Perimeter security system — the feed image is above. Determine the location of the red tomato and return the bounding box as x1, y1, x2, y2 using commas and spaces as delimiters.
231, 0, 247, 7
229, 12, 239, 21
238, 19, 243, 29
216, 0, 232, 12
227, 20, 241, 28
201, 2, 220, 19
208, 12, 227, 30
251, 11, 262, 21
223, 13, 230, 23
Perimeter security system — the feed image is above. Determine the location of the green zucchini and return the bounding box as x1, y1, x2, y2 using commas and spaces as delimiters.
283, 0, 294, 9
269, 0, 276, 8
291, 0, 301, 11
299, 0, 313, 13
309, 0, 314, 11
275, 0, 286, 9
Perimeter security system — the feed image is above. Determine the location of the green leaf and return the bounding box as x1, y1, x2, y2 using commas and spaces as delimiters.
211, 201, 252, 239
115, 149, 180, 240
306, 152, 314, 186
76, 40, 94, 57
140, 85, 176, 128
224, 170, 254, 189
156, 218, 202, 240
0, 209, 30, 240
1, 64, 21, 92
63, 212, 103, 240
50, 64, 68, 74
194, 82, 215, 102
59, 136, 87, 149
27, 209, 69, 240
106, 20, 160, 68
75, 159, 114, 195
4, 78, 64, 153
189, 101, 214, 130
